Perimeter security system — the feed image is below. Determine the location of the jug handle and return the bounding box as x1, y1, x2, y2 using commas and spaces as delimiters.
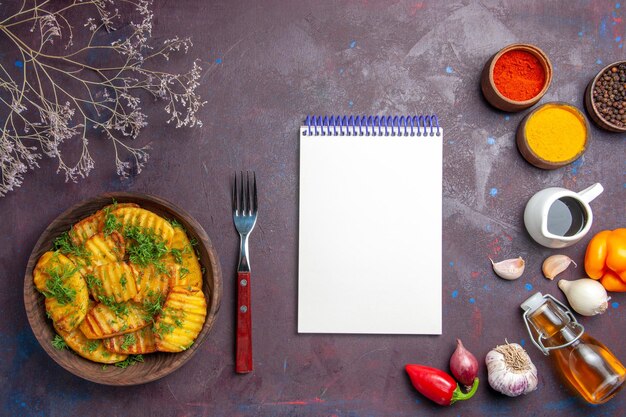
578, 183, 604, 204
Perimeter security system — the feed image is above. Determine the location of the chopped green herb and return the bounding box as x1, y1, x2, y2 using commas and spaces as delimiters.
154, 322, 175, 336
114, 354, 144, 369
121, 333, 136, 350
124, 226, 168, 271
119, 273, 127, 288
170, 248, 183, 264
179, 267, 190, 279
143, 291, 164, 318
103, 212, 122, 236
154, 261, 168, 275
53, 232, 90, 258
168, 218, 183, 229
102, 365, 108, 370
43, 264, 78, 305
86, 341, 99, 353
97, 295, 129, 317
174, 318, 183, 328
85, 273, 102, 290
189, 238, 198, 247
52, 334, 67, 350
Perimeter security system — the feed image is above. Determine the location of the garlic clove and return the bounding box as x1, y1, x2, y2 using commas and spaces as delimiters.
558, 278, 610, 316
490, 257, 525, 280
542, 255, 577, 280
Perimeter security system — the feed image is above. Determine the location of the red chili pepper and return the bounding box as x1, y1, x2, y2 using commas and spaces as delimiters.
405, 364, 479, 406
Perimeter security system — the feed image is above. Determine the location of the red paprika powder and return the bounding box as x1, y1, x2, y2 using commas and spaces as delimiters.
493, 50, 546, 101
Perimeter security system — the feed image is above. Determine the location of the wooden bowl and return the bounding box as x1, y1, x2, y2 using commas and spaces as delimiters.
516, 102, 589, 170
24, 192, 222, 385
584, 60, 626, 133
481, 43, 553, 112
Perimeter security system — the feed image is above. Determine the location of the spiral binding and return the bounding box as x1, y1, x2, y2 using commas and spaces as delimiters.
302, 114, 440, 137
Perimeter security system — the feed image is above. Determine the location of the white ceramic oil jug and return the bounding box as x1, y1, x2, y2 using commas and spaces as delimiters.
524, 183, 604, 248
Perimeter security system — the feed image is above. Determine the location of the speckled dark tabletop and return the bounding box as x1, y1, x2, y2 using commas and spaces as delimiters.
1, 1, 625, 416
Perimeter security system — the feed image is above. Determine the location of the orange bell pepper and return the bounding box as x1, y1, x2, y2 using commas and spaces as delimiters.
600, 270, 626, 292
585, 228, 626, 291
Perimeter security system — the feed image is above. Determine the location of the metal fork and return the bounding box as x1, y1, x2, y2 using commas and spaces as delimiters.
232, 171, 258, 373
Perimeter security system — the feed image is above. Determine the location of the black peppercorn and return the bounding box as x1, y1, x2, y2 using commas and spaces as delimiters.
593, 64, 626, 127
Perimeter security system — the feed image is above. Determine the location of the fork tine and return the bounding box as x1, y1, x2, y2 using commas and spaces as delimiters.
237, 171, 243, 214
235, 172, 241, 214
241, 171, 248, 216
232, 172, 238, 213
252, 171, 258, 213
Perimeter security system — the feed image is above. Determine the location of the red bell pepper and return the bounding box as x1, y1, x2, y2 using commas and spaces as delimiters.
405, 364, 479, 406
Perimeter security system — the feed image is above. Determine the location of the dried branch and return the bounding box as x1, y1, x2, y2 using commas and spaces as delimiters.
0, 0, 205, 196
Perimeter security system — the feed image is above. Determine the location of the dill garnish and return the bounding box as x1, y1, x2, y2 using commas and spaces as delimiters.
43, 264, 78, 305
121, 333, 136, 350
168, 219, 183, 229
114, 355, 144, 369
124, 226, 168, 271
170, 248, 183, 264
85, 273, 102, 290
97, 295, 129, 317
154, 322, 175, 336
52, 334, 67, 350
143, 291, 164, 318
103, 212, 122, 237
86, 341, 99, 353
179, 267, 190, 279
53, 232, 90, 258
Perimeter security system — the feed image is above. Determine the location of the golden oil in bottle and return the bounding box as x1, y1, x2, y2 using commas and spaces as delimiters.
522, 293, 625, 404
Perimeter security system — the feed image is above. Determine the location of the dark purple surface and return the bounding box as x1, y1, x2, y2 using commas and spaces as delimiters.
1, 1, 625, 416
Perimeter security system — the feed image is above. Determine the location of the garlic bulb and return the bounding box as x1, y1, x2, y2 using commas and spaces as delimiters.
558, 278, 609, 316
490, 257, 525, 280
542, 255, 576, 280
486, 342, 538, 397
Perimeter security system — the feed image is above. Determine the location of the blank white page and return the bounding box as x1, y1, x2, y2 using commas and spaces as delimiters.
298, 123, 442, 334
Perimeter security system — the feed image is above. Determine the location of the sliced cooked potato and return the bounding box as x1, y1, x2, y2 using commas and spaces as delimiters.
54, 323, 128, 364
80, 301, 150, 339
155, 286, 207, 352
33, 251, 76, 292
69, 212, 102, 248
40, 257, 89, 332
69, 202, 139, 246
85, 231, 125, 265
111, 207, 174, 246
88, 262, 138, 303
164, 262, 186, 288
131, 263, 171, 304
103, 327, 157, 355
68, 231, 125, 273
164, 227, 203, 288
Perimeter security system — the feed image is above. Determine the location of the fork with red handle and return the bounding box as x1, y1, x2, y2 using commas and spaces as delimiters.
232, 171, 257, 373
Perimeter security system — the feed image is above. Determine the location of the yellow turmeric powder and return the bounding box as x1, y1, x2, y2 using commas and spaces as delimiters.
524, 104, 587, 163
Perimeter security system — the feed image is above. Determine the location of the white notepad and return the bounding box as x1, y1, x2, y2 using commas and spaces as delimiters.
298, 115, 443, 334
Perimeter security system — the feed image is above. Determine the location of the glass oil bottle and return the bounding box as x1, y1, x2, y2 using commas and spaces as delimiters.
521, 292, 625, 404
